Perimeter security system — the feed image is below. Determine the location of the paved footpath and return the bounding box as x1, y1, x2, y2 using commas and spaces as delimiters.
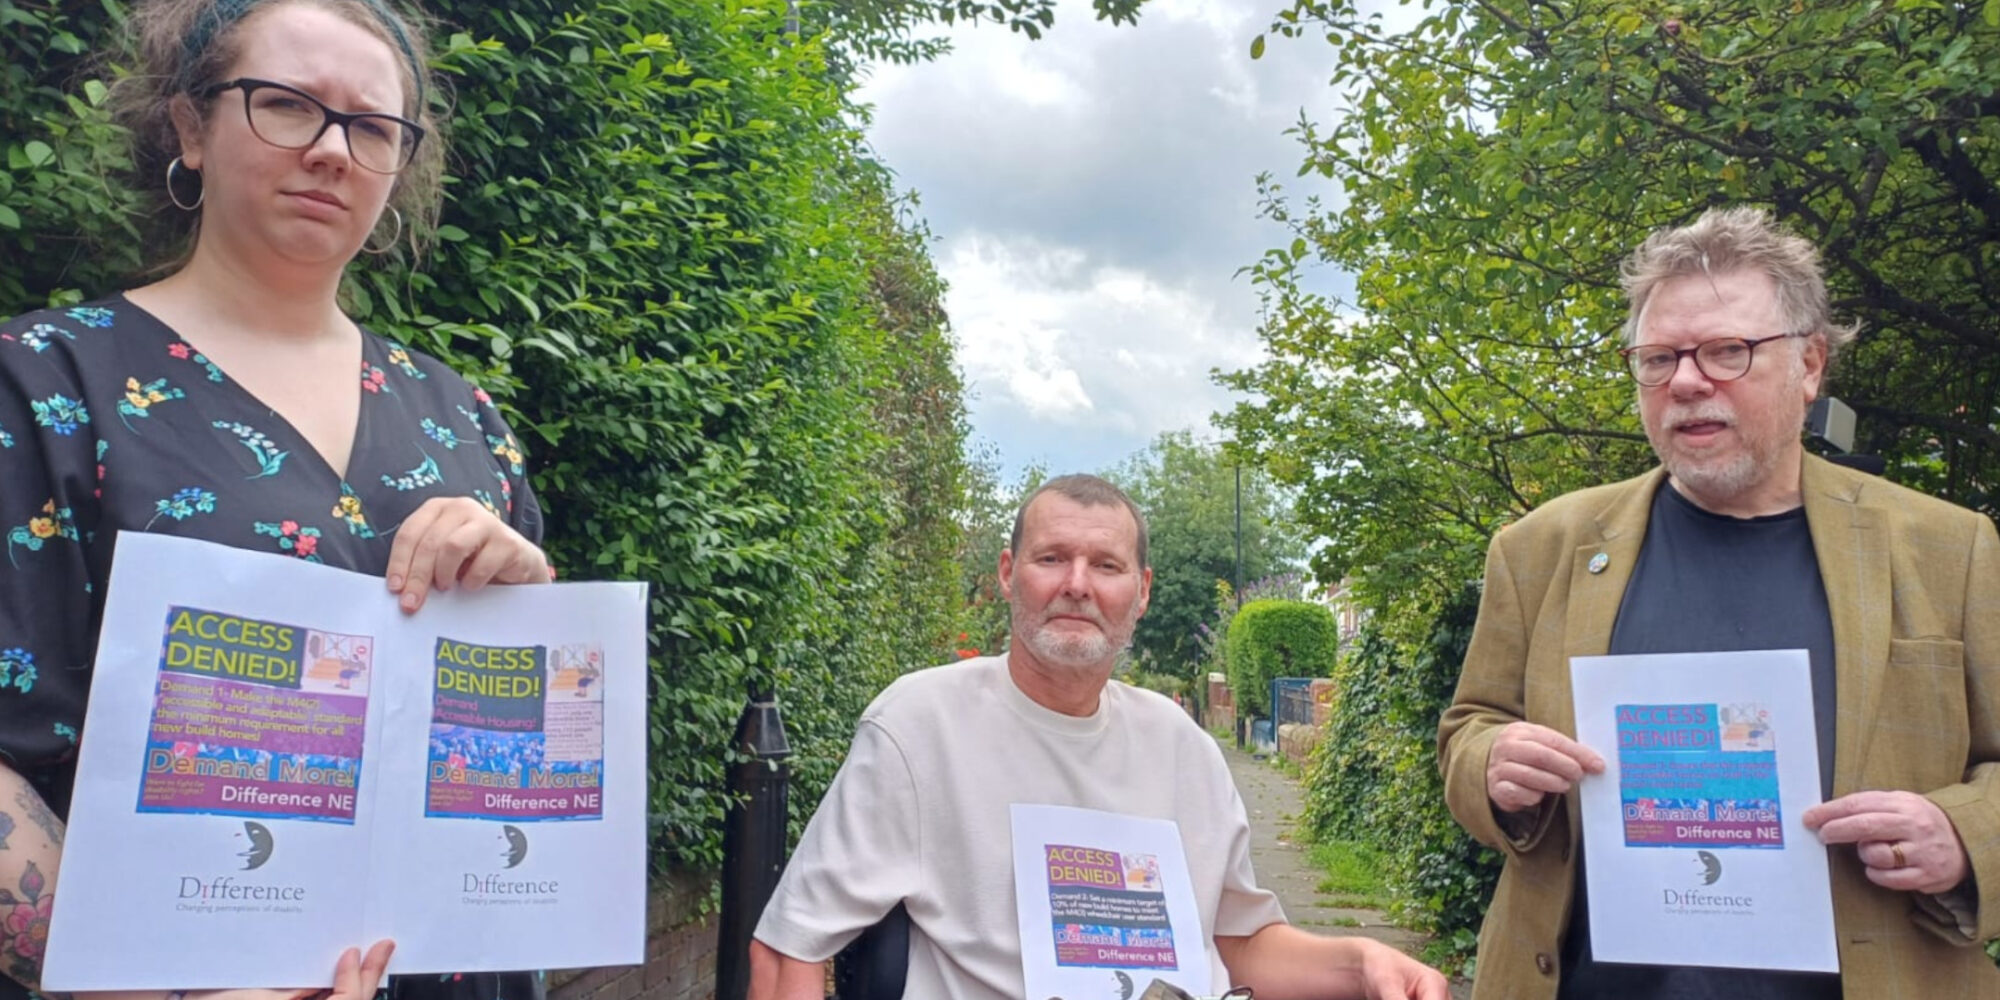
1220, 740, 1473, 999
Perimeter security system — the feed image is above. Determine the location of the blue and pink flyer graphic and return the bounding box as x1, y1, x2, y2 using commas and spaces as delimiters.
1616, 702, 1783, 849
1045, 844, 1178, 970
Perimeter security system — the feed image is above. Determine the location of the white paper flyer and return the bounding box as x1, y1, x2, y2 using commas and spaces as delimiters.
42, 532, 648, 989
1570, 649, 1838, 972
1010, 803, 1216, 1000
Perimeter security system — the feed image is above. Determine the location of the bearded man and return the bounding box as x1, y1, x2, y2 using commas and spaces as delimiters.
1439, 207, 2000, 998
750, 474, 1447, 1000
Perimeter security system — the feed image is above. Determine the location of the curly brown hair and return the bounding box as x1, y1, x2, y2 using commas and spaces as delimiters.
1621, 206, 1863, 379
106, 0, 446, 270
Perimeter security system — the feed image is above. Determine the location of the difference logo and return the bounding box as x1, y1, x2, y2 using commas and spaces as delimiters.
500, 824, 528, 868
1692, 849, 1721, 886
234, 820, 274, 870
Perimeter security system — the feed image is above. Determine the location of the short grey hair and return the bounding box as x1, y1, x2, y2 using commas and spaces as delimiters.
1621, 207, 1862, 372
1008, 474, 1149, 569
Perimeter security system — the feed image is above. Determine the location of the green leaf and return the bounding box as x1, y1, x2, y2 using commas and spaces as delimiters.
0, 205, 19, 230
502, 284, 543, 324
83, 80, 108, 107
435, 224, 469, 242
22, 142, 54, 168
1250, 34, 1266, 60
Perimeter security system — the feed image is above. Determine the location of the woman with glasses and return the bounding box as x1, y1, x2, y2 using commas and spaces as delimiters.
0, 2, 549, 1000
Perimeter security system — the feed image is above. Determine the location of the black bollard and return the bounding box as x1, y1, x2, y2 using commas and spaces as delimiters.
715, 684, 793, 1000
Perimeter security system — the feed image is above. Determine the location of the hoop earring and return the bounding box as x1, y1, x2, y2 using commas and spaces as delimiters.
362, 207, 404, 255
166, 156, 203, 211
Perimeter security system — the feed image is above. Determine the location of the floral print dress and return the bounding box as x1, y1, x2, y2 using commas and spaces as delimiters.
0, 296, 546, 1000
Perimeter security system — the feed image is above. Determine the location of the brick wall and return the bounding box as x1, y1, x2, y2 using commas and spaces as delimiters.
1309, 678, 1337, 727
1206, 673, 1236, 738
549, 870, 719, 1000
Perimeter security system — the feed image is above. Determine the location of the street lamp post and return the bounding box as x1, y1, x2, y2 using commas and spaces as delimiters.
1233, 457, 1246, 750
1233, 461, 1243, 605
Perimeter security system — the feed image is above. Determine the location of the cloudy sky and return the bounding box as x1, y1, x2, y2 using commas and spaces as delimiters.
856, 0, 1390, 480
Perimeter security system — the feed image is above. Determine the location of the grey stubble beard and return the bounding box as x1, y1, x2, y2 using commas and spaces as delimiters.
1011, 597, 1138, 673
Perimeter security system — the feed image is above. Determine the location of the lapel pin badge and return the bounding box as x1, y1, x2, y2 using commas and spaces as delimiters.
1588, 552, 1609, 575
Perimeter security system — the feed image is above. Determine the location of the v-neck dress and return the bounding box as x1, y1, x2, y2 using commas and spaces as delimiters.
0, 296, 547, 1000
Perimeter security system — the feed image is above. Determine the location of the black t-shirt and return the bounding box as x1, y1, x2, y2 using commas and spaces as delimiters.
1558, 482, 1842, 1000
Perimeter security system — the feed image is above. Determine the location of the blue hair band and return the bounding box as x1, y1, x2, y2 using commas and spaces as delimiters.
179, 0, 426, 112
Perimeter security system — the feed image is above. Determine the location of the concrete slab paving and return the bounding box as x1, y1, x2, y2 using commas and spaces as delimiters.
1219, 739, 1473, 999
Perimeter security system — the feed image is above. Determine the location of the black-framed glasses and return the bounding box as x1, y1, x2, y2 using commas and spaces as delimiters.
1617, 331, 1808, 387
201, 78, 425, 174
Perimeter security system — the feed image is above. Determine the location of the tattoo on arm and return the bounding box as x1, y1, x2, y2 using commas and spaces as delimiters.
9, 791, 58, 850
0, 813, 14, 851
0, 861, 51, 991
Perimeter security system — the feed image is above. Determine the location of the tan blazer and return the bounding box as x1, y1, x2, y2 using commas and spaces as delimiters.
1439, 455, 2000, 999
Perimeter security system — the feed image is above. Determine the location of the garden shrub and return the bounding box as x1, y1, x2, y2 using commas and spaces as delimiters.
1225, 598, 1336, 717
1301, 584, 1500, 973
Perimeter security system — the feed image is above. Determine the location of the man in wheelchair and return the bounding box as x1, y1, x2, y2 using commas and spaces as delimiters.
749, 475, 1448, 1000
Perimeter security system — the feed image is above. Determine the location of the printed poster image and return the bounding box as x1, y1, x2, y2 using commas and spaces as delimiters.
1047, 845, 1177, 969
43, 533, 649, 991
1011, 804, 1215, 999
1570, 650, 1837, 973
426, 637, 604, 821
1617, 701, 1783, 850
138, 605, 369, 823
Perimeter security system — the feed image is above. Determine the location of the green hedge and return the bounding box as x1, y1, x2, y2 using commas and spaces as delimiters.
2, 0, 142, 305
5, 0, 969, 874
1301, 585, 1499, 973
1224, 598, 1336, 717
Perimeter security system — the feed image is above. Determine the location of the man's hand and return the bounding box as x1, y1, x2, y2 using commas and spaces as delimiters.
1215, 925, 1448, 1000
1485, 722, 1605, 814
1353, 940, 1451, 999
1803, 790, 1969, 894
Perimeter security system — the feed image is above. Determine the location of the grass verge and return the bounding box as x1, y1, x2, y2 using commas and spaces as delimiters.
1306, 840, 1391, 911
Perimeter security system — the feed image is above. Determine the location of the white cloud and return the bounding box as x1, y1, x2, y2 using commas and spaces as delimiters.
857, 0, 1377, 476
990, 42, 1092, 110
1150, 0, 1257, 33
941, 231, 1265, 446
